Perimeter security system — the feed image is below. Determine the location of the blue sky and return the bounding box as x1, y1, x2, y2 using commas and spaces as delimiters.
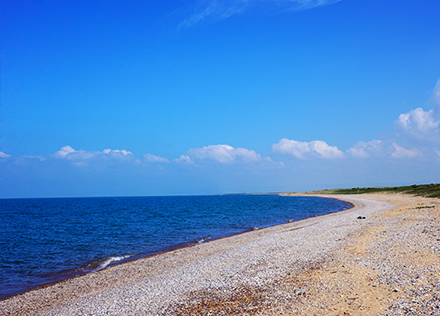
1, 0, 440, 198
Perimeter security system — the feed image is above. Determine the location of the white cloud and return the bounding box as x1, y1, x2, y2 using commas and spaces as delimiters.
0, 152, 11, 158
391, 143, 422, 159
174, 154, 194, 164
54, 145, 76, 158
396, 107, 439, 134
272, 138, 344, 159
311, 140, 345, 158
272, 139, 309, 159
395, 80, 440, 143
181, 1, 219, 27
144, 153, 170, 163
181, 0, 341, 27
103, 149, 133, 156
187, 144, 261, 163
53, 146, 95, 160
53, 146, 133, 161
347, 140, 382, 158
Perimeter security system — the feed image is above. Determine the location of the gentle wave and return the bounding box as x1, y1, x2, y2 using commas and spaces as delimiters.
196, 237, 211, 244
93, 255, 132, 272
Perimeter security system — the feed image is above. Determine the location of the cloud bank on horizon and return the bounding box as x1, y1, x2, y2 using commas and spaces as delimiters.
181, 0, 341, 26
1, 80, 440, 198
2, 80, 440, 169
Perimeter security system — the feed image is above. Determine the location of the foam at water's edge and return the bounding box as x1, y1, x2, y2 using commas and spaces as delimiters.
94, 255, 132, 271
197, 237, 211, 244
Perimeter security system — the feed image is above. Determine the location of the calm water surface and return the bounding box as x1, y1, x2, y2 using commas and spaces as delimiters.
0, 195, 351, 299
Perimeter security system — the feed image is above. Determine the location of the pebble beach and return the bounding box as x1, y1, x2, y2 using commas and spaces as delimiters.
1, 193, 439, 315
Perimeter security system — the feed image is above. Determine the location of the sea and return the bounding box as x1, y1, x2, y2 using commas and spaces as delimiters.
0, 194, 351, 299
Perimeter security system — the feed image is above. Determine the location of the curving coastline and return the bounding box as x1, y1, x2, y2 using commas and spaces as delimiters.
0, 195, 350, 301
1, 193, 439, 315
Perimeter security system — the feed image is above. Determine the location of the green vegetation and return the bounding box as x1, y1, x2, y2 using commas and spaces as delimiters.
310, 183, 440, 198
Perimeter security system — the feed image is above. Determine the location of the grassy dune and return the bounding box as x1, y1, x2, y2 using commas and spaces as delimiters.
309, 183, 440, 198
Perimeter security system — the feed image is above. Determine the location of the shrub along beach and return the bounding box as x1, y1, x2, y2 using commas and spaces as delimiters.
1, 186, 440, 315
310, 183, 440, 198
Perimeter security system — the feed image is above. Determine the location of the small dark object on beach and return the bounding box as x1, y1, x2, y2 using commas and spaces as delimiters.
357, 216, 366, 219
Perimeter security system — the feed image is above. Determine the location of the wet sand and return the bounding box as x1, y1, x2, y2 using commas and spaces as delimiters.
1, 193, 439, 315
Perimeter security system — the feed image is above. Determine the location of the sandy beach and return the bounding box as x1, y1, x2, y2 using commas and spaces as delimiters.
1, 193, 439, 315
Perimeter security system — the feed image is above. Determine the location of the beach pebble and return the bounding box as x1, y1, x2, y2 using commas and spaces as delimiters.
1, 194, 439, 315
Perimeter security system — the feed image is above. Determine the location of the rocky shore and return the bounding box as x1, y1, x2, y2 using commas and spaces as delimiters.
1, 193, 439, 315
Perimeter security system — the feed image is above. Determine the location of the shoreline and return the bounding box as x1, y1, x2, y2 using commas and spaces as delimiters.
1, 193, 439, 315
0, 195, 351, 302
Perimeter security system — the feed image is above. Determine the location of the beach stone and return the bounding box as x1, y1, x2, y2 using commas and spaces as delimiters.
1, 194, 439, 315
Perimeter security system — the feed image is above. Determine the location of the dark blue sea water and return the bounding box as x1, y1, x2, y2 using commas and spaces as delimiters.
0, 195, 351, 299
